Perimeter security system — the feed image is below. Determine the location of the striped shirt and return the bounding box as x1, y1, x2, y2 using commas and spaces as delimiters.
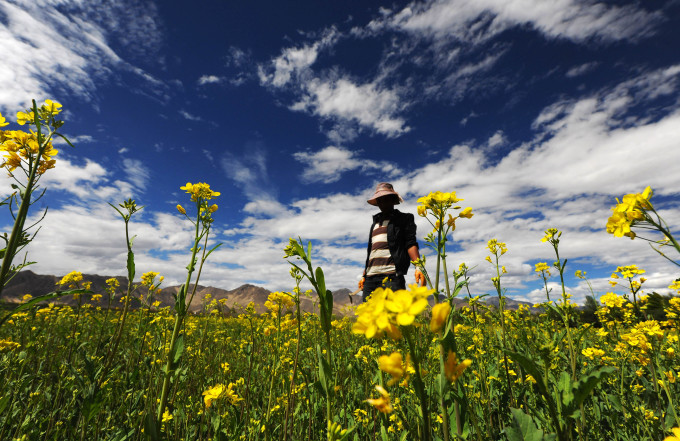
365, 219, 396, 276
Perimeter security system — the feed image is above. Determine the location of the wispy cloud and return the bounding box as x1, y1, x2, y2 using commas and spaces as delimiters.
566, 62, 599, 78
0, 0, 166, 113
220, 141, 286, 216
122, 158, 151, 191
293, 146, 401, 183
386, 0, 661, 44
258, 28, 410, 141
179, 110, 203, 122
197, 75, 225, 86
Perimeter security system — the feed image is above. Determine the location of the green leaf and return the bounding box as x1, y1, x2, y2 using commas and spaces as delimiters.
380, 425, 389, 441
504, 408, 557, 441
316, 266, 332, 333
175, 284, 187, 315
127, 249, 135, 283
506, 351, 560, 428
563, 367, 615, 418
557, 371, 573, 409
82, 395, 103, 423
144, 412, 161, 441
316, 344, 331, 397
171, 334, 185, 366
203, 242, 223, 261
53, 132, 75, 148
450, 279, 467, 298
0, 395, 10, 415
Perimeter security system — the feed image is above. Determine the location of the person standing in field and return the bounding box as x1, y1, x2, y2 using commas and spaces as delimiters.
359, 182, 426, 302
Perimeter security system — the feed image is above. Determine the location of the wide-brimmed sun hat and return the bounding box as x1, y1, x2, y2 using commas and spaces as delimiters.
367, 182, 404, 206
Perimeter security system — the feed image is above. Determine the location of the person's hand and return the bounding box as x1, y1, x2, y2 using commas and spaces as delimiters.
358, 277, 365, 290
414, 269, 426, 287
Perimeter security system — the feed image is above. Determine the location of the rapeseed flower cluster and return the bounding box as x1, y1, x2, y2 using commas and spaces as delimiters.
0, 100, 62, 176
141, 271, 163, 287
606, 186, 653, 239
0, 339, 21, 352
264, 291, 294, 313
0, 130, 58, 175
179, 182, 221, 202
57, 271, 83, 288
352, 284, 434, 339
417, 191, 473, 234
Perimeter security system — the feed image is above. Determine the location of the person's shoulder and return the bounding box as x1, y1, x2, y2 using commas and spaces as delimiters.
393, 209, 414, 222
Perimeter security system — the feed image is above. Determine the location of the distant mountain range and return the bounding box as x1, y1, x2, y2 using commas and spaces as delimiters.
1, 271, 533, 315
0, 270, 357, 315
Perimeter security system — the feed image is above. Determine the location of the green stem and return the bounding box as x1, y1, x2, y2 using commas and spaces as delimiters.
156, 214, 202, 425
434, 227, 442, 302
441, 242, 451, 298
406, 328, 432, 441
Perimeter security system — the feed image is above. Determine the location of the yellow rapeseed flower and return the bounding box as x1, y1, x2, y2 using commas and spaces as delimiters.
378, 352, 406, 386
16, 111, 34, 126
444, 351, 471, 382
162, 409, 173, 423
0, 339, 21, 352
202, 384, 225, 408
600, 293, 626, 309
459, 207, 474, 219
57, 271, 83, 288
616, 264, 646, 279
535, 262, 551, 274
430, 302, 451, 333
487, 239, 507, 255
177, 204, 186, 215
385, 285, 431, 326
366, 385, 392, 413
43, 99, 62, 116
264, 291, 294, 313
0, 112, 8, 127
582, 347, 605, 360
180, 182, 220, 202
665, 427, 680, 441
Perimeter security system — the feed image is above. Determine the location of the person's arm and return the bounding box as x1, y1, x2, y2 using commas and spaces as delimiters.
407, 245, 419, 262
408, 245, 426, 286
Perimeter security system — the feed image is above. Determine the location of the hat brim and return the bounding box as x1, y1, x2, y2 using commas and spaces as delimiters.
367, 190, 403, 206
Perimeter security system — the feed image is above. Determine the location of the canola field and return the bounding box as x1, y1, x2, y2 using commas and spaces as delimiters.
1, 101, 679, 441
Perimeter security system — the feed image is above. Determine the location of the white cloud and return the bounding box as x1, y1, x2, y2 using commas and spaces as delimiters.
258, 28, 409, 140
388, 0, 660, 43
0, 0, 166, 113
487, 131, 506, 148
293, 146, 401, 183
566, 62, 599, 78
291, 77, 410, 138
197, 75, 224, 86
122, 158, 151, 191
179, 110, 203, 122
258, 29, 338, 88
220, 143, 287, 217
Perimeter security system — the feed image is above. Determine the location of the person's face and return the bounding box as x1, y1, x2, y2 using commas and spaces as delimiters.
376, 195, 395, 212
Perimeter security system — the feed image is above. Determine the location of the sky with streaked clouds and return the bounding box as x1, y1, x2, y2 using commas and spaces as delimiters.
1, 0, 679, 304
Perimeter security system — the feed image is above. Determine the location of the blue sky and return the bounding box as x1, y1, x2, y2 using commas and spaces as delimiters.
1, 0, 679, 304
